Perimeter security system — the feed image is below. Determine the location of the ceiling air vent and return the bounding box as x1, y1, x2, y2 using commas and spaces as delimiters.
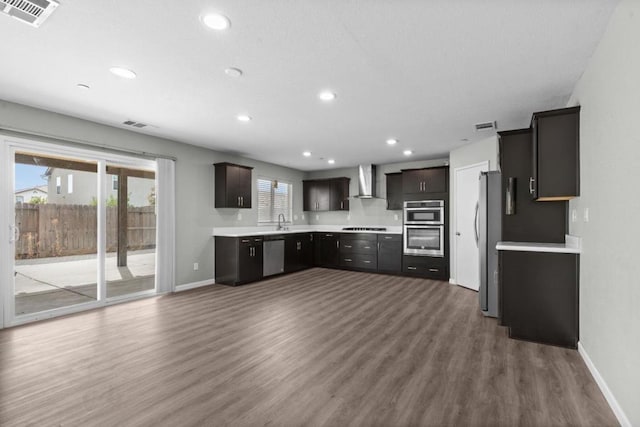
475, 121, 497, 131
0, 0, 59, 27
123, 120, 148, 128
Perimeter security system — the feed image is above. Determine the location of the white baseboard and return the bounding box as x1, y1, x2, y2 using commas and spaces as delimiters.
578, 342, 631, 427
175, 278, 215, 292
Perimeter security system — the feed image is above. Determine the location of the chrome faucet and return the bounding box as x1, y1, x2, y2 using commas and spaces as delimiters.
277, 213, 287, 231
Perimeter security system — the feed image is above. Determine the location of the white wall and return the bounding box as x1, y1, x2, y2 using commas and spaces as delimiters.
566, 1, 639, 425
0, 100, 307, 287
448, 136, 499, 283
306, 158, 448, 226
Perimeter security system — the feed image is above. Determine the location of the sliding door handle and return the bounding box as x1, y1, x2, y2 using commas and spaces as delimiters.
474, 202, 480, 247
9, 224, 20, 243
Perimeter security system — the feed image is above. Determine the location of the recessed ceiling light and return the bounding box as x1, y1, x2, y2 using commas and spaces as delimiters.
386, 138, 398, 145
202, 13, 231, 30
403, 150, 413, 156
318, 91, 336, 102
224, 67, 243, 77
109, 67, 137, 79
76, 84, 90, 90
328, 159, 335, 164
237, 114, 252, 122
303, 151, 312, 157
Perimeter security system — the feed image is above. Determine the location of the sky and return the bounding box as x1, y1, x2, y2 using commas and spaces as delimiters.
15, 164, 48, 191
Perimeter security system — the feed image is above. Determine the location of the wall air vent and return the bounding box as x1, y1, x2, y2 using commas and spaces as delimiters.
123, 120, 148, 128
475, 121, 497, 131
0, 0, 59, 27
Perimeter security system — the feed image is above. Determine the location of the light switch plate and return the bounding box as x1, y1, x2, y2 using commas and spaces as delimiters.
193, 262, 199, 271
571, 209, 577, 222
237, 212, 242, 221
394, 214, 399, 221
583, 208, 590, 222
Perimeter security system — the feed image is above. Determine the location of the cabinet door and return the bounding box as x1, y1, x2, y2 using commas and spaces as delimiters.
316, 234, 339, 266
225, 165, 240, 207
377, 235, 402, 273
237, 240, 255, 282
284, 236, 299, 272
531, 107, 580, 200
385, 173, 403, 210
300, 235, 314, 268
330, 178, 350, 211
303, 182, 314, 211
236, 166, 252, 208
402, 170, 423, 194
316, 181, 331, 211
423, 168, 447, 193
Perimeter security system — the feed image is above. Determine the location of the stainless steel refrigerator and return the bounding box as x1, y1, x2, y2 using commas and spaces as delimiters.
478, 171, 502, 318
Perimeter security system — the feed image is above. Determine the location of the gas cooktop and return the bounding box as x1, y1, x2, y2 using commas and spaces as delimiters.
342, 227, 387, 231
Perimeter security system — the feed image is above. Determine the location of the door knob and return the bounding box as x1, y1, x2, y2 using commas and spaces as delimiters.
456, 232, 461, 236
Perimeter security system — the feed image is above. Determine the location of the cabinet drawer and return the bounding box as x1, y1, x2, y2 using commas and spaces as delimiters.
403, 256, 447, 279
378, 234, 402, 243
340, 254, 377, 270
340, 239, 376, 254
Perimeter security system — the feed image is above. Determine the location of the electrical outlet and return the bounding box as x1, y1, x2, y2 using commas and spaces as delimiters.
301, 213, 305, 220
294, 214, 298, 221
583, 208, 590, 222
315, 214, 319, 220
571, 209, 577, 223
237, 212, 242, 221
394, 214, 399, 221
193, 262, 199, 271
347, 213, 351, 221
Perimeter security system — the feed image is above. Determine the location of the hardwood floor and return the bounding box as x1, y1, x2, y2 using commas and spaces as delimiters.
0, 268, 617, 426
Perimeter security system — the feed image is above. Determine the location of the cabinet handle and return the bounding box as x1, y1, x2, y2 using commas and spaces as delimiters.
363, 260, 371, 264
344, 245, 352, 248
255, 238, 262, 242
529, 177, 535, 195
377, 242, 380, 252
326, 234, 333, 237
344, 258, 353, 262
424, 180, 427, 191
384, 236, 393, 240
241, 239, 250, 243
364, 246, 371, 249
340, 201, 343, 209
238, 196, 240, 207
428, 268, 439, 272
407, 266, 417, 270
336, 241, 339, 249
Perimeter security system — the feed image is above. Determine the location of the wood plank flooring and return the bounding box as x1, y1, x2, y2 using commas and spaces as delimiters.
0, 268, 618, 426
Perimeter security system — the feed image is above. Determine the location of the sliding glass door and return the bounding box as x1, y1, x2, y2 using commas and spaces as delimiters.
3, 139, 157, 325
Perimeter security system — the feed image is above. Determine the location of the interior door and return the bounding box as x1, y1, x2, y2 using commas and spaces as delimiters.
454, 162, 488, 290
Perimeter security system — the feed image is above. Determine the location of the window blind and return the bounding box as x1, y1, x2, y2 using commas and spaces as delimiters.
257, 178, 292, 223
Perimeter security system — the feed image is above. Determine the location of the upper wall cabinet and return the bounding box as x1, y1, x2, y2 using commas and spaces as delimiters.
530, 106, 580, 201
303, 178, 350, 211
402, 166, 448, 197
385, 172, 403, 210
214, 162, 253, 208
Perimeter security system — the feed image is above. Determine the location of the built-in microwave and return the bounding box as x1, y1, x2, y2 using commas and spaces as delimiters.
403, 200, 444, 225
403, 225, 445, 257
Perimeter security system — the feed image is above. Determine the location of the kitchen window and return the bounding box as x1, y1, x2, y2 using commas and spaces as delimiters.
257, 178, 292, 224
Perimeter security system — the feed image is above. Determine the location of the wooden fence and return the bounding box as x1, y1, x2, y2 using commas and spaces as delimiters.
15, 204, 156, 259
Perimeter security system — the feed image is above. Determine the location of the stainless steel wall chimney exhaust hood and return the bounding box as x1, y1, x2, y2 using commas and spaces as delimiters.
356, 164, 377, 198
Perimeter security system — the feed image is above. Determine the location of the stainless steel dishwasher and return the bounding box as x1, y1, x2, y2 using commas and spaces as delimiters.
263, 236, 285, 277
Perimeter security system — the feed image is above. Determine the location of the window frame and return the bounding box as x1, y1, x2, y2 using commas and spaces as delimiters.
256, 177, 293, 225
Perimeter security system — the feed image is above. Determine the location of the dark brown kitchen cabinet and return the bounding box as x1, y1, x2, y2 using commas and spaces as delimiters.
303, 178, 350, 211
339, 233, 377, 270
499, 250, 579, 348
215, 236, 263, 285
313, 232, 340, 267
285, 233, 313, 273
402, 166, 448, 197
402, 255, 448, 280
330, 178, 350, 211
377, 234, 402, 273
385, 173, 403, 210
214, 162, 253, 208
530, 106, 580, 201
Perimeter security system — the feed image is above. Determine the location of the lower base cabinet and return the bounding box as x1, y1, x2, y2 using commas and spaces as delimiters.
339, 233, 378, 270
377, 234, 402, 273
314, 233, 340, 267
500, 251, 579, 348
215, 236, 264, 285
285, 233, 313, 272
403, 255, 448, 280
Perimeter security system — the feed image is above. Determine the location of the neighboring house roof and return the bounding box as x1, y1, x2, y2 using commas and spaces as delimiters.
15, 185, 48, 194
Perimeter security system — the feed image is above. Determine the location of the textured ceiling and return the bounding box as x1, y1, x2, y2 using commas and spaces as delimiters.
0, 0, 618, 170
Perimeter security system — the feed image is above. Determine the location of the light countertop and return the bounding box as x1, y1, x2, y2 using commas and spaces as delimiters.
496, 235, 581, 254
213, 225, 402, 237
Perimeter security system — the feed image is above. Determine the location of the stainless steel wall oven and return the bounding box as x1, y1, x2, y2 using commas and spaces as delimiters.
403, 200, 445, 257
